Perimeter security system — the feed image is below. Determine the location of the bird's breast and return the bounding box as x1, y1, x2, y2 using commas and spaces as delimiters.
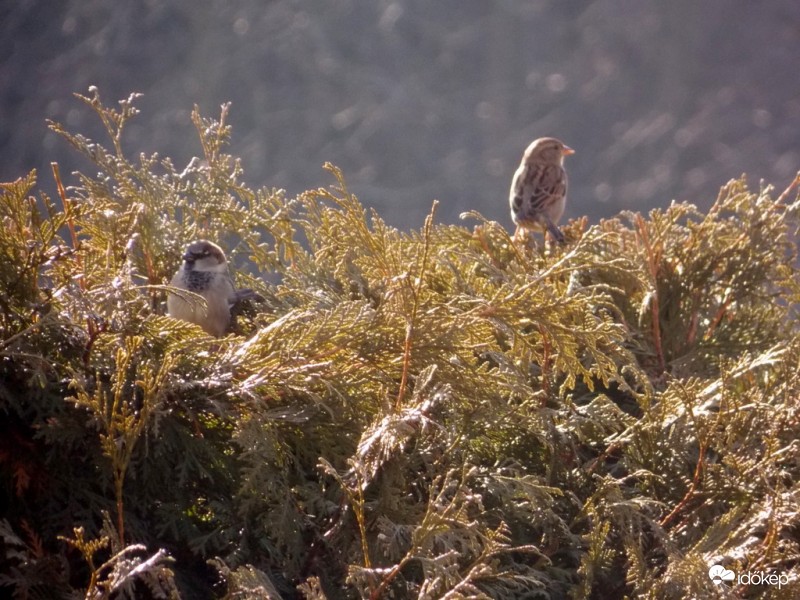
183, 270, 215, 292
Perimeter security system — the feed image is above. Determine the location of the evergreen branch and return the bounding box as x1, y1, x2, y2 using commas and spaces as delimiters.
396, 200, 438, 409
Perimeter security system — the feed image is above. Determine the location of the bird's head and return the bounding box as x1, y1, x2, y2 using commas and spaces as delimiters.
523, 137, 574, 165
181, 240, 228, 272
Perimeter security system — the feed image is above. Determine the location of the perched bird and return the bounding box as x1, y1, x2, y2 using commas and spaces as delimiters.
509, 137, 574, 243
167, 240, 253, 337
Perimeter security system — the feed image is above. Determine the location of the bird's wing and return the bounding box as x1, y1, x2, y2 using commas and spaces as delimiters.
220, 274, 237, 304
509, 164, 527, 210
528, 164, 566, 212
228, 284, 265, 307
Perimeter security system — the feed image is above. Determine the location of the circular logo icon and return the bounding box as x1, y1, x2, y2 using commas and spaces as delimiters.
708, 564, 735, 585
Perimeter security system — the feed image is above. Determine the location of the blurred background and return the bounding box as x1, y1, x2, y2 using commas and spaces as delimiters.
2, 0, 799, 230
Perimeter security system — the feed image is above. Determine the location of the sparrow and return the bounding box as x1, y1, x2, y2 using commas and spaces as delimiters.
509, 137, 574, 244
167, 240, 254, 337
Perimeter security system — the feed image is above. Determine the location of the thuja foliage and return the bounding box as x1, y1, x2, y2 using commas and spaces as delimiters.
1, 89, 799, 599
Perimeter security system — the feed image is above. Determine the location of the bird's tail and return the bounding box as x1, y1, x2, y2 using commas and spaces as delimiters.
544, 217, 566, 244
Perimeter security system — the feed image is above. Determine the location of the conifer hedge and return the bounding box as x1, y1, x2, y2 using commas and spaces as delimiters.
1, 90, 799, 599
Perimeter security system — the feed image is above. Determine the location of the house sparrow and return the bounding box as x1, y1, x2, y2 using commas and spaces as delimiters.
509, 137, 574, 243
167, 240, 253, 337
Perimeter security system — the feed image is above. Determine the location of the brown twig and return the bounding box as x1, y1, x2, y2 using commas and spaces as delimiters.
776, 171, 800, 205
53, 162, 100, 362
51, 163, 80, 265
539, 325, 552, 399
370, 556, 410, 600
660, 439, 707, 528
396, 200, 437, 409
586, 441, 624, 475
474, 225, 504, 270
704, 293, 734, 341
635, 214, 666, 374
685, 291, 701, 347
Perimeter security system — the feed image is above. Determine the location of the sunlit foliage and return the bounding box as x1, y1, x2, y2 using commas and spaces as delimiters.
1, 90, 799, 599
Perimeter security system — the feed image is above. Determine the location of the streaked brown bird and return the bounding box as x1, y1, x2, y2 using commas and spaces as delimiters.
509, 137, 574, 243
167, 240, 254, 337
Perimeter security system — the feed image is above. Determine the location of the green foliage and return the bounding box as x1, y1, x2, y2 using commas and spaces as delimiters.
1, 89, 800, 599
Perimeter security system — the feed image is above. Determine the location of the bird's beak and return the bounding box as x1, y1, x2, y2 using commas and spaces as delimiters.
183, 253, 195, 262
562, 146, 575, 156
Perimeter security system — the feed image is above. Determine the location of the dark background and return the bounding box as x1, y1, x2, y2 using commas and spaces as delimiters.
2, 0, 799, 229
